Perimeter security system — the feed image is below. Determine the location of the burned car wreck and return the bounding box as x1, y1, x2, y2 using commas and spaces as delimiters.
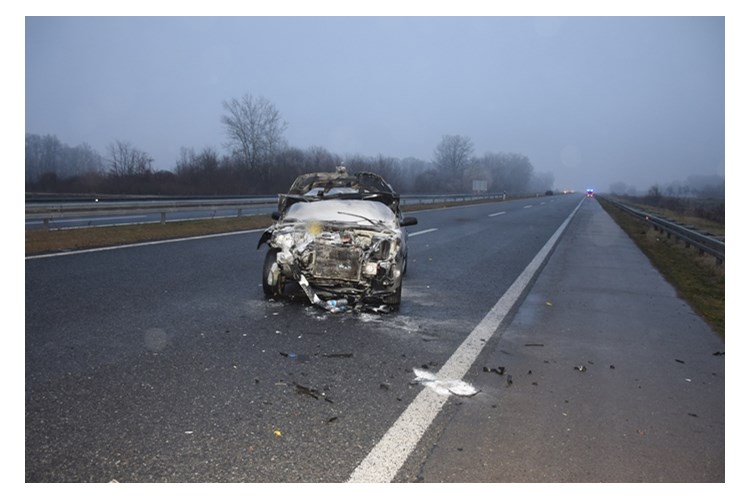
257, 166, 417, 311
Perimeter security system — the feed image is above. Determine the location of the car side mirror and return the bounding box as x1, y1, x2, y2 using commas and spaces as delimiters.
271, 211, 281, 221
401, 216, 418, 227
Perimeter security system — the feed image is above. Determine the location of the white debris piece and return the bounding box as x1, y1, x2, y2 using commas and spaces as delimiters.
412, 368, 479, 397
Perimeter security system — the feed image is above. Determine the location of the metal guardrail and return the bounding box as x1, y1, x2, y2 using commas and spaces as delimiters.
601, 196, 725, 264
25, 197, 277, 220
25, 193, 512, 226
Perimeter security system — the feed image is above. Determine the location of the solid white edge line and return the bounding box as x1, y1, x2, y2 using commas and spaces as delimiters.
408, 228, 438, 237
347, 197, 585, 483
25, 229, 265, 260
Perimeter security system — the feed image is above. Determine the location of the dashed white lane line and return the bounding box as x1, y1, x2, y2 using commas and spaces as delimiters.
347, 197, 584, 483
408, 228, 438, 237
488, 211, 506, 217
523, 204, 533, 208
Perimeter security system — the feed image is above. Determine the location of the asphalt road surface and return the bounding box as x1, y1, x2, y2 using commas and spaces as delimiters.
25, 195, 724, 483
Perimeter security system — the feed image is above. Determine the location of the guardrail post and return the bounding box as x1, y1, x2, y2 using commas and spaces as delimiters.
160, 212, 166, 224
237, 208, 243, 218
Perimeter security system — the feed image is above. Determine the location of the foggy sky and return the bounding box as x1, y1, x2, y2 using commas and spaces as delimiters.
25, 16, 725, 192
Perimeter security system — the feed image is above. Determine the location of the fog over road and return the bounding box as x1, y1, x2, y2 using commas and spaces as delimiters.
25, 195, 723, 483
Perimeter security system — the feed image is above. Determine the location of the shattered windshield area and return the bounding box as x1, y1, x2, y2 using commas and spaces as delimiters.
302, 187, 360, 197
278, 170, 401, 215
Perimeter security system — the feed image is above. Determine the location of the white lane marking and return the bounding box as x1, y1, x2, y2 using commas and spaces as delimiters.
347, 197, 585, 483
523, 204, 533, 208
488, 211, 506, 217
25, 229, 265, 260
408, 228, 438, 237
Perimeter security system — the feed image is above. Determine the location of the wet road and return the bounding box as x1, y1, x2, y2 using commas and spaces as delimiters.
25, 194, 724, 482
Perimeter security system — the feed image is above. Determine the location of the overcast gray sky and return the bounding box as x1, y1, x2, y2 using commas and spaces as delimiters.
25, 15, 725, 192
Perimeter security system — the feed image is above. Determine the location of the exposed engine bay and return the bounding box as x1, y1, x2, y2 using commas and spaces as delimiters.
257, 167, 417, 312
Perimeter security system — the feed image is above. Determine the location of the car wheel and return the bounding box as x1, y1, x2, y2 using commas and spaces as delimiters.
383, 280, 402, 307
262, 248, 285, 298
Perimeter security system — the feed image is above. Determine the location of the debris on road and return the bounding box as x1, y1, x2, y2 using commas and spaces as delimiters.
524, 343, 544, 347
574, 365, 587, 372
322, 352, 353, 358
280, 351, 309, 362
675, 359, 685, 364
483, 366, 506, 376
294, 382, 334, 403
413, 368, 479, 397
323, 298, 349, 314
273, 430, 282, 437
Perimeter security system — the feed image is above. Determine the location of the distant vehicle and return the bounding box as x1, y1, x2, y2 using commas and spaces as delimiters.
545, 190, 554, 196
586, 188, 595, 198
257, 166, 417, 310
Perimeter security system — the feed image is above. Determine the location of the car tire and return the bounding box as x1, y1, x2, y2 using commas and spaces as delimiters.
383, 280, 402, 307
262, 248, 285, 298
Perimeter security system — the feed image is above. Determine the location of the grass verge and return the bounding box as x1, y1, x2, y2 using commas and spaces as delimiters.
598, 197, 724, 338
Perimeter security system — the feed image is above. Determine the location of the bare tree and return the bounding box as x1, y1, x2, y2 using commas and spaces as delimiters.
25, 133, 62, 183
107, 140, 153, 177
434, 135, 474, 176
220, 93, 287, 177
65, 142, 104, 177
26, 133, 104, 184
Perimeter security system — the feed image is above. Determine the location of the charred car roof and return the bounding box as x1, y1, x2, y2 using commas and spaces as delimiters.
278, 168, 400, 214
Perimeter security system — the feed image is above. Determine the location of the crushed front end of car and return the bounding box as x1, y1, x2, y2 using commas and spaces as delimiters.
257, 168, 416, 311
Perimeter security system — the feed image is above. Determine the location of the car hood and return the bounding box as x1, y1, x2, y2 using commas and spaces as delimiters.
281, 199, 400, 230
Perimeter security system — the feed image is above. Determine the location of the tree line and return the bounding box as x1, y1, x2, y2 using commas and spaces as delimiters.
26, 93, 554, 196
